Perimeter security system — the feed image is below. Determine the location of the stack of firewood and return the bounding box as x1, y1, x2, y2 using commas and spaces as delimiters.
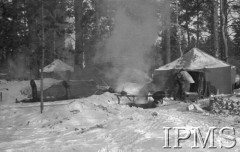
210, 97, 240, 115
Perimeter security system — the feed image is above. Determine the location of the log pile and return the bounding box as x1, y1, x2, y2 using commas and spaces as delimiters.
210, 97, 240, 115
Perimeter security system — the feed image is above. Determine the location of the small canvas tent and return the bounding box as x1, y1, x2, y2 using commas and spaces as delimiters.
42, 59, 74, 80
153, 48, 236, 96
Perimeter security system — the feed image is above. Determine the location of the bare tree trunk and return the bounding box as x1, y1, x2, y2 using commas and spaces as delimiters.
74, 0, 84, 71
186, 22, 191, 45
26, 1, 40, 78
166, 0, 171, 63
51, 29, 55, 60
40, 0, 45, 113
196, 0, 200, 48
95, 0, 101, 39
221, 0, 228, 62
213, 0, 219, 58
176, 0, 183, 56
53, 12, 56, 60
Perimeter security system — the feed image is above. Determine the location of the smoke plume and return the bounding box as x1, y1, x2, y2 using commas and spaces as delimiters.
94, 0, 161, 86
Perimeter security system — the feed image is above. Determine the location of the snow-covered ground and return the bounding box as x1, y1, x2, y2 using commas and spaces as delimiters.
0, 80, 240, 152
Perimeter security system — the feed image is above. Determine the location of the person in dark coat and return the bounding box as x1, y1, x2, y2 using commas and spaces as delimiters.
173, 70, 186, 100
174, 69, 194, 100
62, 80, 70, 99
30, 79, 37, 102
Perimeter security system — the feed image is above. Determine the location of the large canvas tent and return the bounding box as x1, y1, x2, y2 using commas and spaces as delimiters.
42, 59, 73, 80
153, 48, 236, 96
43, 59, 73, 73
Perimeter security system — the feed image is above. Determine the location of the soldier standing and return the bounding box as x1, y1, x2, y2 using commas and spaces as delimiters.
174, 69, 195, 100
175, 71, 185, 100
30, 79, 37, 102
62, 80, 70, 99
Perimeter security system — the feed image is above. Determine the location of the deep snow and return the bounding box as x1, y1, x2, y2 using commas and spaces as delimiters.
0, 80, 240, 152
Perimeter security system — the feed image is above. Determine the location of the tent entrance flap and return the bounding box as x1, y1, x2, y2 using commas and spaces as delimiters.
188, 71, 205, 94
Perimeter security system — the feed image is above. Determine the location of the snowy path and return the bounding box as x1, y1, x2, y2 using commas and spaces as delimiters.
0, 93, 240, 151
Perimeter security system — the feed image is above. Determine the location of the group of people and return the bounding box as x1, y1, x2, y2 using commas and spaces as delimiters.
148, 69, 195, 104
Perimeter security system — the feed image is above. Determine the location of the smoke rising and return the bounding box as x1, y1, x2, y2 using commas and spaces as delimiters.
94, 0, 160, 86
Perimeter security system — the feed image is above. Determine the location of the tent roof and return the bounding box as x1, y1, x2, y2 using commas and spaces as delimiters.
43, 59, 74, 73
155, 48, 230, 71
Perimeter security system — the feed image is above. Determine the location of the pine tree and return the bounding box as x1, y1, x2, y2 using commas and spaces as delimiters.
74, 0, 84, 71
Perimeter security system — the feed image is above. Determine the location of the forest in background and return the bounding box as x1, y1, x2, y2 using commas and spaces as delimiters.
0, 0, 240, 80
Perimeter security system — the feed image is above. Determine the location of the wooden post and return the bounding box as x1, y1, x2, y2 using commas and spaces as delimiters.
40, 0, 45, 113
